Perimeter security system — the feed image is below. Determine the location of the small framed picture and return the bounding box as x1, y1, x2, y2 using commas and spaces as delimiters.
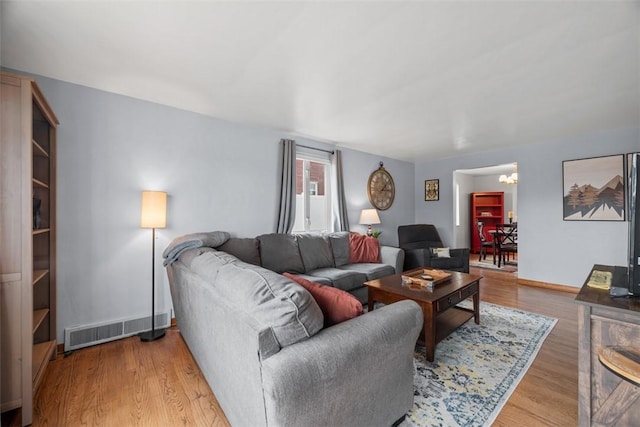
425, 179, 439, 201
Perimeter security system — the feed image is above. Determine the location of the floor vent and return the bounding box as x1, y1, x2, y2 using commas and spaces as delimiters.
64, 312, 171, 351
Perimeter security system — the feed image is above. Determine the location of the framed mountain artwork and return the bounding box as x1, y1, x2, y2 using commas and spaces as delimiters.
562, 154, 625, 221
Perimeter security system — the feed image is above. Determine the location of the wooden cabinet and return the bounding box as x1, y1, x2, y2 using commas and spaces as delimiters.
1, 71, 58, 426
575, 265, 640, 426
470, 192, 504, 253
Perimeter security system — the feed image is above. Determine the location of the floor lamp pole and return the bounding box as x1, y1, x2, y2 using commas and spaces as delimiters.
140, 226, 165, 342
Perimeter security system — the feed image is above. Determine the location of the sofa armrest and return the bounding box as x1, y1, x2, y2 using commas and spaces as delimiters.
261, 300, 423, 426
450, 248, 470, 272
380, 245, 404, 274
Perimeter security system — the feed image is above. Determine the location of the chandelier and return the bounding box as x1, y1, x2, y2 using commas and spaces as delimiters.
499, 164, 518, 184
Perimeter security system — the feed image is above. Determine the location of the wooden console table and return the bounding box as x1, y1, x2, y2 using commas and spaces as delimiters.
575, 264, 640, 426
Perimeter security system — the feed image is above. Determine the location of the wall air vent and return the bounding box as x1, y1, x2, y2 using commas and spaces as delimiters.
64, 312, 171, 351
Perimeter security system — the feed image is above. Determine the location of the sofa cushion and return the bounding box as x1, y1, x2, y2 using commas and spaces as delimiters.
289, 273, 332, 286
328, 232, 350, 267
177, 246, 217, 268
428, 256, 466, 271
296, 233, 335, 271
257, 233, 305, 274
218, 237, 261, 266
283, 273, 363, 327
349, 233, 381, 263
213, 261, 324, 348
187, 248, 241, 283
338, 263, 395, 281
306, 268, 367, 292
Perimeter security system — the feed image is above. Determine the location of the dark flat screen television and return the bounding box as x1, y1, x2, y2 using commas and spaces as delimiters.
609, 152, 639, 297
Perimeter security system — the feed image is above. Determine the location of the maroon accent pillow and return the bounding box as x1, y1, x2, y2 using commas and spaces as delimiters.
283, 273, 364, 327
348, 233, 381, 263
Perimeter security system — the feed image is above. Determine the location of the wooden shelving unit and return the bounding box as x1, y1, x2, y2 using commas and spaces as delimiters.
1, 71, 58, 426
470, 192, 504, 253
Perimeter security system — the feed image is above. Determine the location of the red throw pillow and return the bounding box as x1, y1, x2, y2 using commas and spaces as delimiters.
348, 233, 381, 263
283, 273, 364, 326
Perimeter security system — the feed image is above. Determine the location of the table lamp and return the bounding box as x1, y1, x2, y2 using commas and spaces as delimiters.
359, 208, 381, 236
140, 190, 167, 342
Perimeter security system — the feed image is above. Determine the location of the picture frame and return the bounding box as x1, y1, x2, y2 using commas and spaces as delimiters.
562, 154, 625, 221
424, 179, 439, 201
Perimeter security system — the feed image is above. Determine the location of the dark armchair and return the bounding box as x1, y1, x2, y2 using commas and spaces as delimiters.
398, 224, 469, 273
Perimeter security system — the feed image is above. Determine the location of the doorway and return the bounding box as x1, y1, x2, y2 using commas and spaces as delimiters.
454, 163, 518, 272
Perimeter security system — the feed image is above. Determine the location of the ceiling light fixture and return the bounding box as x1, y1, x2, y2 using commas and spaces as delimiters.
499, 164, 518, 184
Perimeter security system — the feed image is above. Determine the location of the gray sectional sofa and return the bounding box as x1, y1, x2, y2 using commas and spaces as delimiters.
218, 231, 404, 303
165, 231, 424, 426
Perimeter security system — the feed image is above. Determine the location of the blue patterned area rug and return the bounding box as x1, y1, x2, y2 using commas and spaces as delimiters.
400, 302, 557, 427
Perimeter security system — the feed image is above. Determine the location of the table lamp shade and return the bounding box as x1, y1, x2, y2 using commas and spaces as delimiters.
141, 191, 167, 228
359, 209, 381, 225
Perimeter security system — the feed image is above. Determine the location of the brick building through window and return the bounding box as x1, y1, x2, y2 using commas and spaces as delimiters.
296, 159, 325, 195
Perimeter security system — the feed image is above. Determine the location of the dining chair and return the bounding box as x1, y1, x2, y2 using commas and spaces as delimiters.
495, 223, 518, 268
475, 220, 494, 262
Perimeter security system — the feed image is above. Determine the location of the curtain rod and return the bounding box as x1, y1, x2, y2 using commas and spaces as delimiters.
298, 144, 335, 155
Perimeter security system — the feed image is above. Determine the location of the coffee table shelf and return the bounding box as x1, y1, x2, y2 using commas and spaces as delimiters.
435, 307, 474, 344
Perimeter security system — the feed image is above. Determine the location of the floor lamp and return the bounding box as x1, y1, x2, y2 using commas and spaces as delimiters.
139, 190, 167, 342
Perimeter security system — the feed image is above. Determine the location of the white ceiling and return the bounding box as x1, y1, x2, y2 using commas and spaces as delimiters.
2, 1, 639, 163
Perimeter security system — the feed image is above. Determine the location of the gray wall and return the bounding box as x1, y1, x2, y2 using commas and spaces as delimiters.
341, 150, 415, 247
29, 74, 414, 343
415, 128, 639, 288
17, 70, 640, 344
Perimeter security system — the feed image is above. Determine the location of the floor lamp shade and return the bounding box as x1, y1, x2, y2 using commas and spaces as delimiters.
140, 190, 167, 342
141, 191, 167, 228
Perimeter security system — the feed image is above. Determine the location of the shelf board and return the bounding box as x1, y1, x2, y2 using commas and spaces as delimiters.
435, 307, 475, 343
32, 228, 50, 236
33, 340, 56, 392
33, 309, 49, 334
32, 139, 49, 158
32, 178, 49, 189
33, 269, 49, 286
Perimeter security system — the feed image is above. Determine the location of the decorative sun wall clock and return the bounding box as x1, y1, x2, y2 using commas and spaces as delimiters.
367, 162, 395, 210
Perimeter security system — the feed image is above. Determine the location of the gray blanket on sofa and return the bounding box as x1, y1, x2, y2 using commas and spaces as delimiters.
162, 231, 230, 266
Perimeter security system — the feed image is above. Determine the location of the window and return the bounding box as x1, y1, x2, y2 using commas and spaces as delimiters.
455, 183, 460, 227
292, 150, 333, 232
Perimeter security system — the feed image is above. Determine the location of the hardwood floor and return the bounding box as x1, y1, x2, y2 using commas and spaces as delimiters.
18, 268, 578, 426
478, 268, 579, 427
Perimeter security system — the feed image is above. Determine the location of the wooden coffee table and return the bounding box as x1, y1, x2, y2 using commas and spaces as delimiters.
365, 268, 481, 362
